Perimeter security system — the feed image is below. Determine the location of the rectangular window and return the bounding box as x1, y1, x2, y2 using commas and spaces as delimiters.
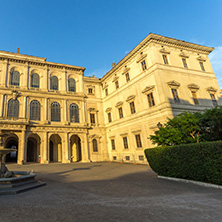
125, 156, 130, 161
105, 88, 108, 96
162, 54, 169, 65
115, 81, 119, 89
125, 73, 130, 82
135, 134, 142, 148
130, 101, 136, 114
199, 62, 205, 71
123, 137, 128, 149
113, 156, 117, 160
108, 112, 112, 123
88, 88, 93, 94
111, 139, 116, 150
139, 155, 144, 161
118, 107, 123, 119
147, 92, 155, 107
171, 89, 180, 103
90, 113, 95, 124
192, 92, 199, 105
141, 60, 147, 71
182, 58, 188, 68
210, 94, 217, 106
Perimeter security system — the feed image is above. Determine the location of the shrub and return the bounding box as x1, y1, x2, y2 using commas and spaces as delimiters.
144, 141, 222, 185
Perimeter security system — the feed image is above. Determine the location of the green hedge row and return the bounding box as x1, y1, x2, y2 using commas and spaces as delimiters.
144, 141, 222, 185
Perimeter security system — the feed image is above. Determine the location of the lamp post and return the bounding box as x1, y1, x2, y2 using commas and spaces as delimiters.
157, 122, 162, 129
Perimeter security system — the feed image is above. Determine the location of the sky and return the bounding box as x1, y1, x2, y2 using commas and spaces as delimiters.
0, 0, 221, 87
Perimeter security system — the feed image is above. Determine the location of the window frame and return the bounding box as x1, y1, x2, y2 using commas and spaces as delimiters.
162, 54, 169, 65
70, 103, 79, 123
31, 73, 40, 88
68, 78, 76, 92
51, 102, 61, 122
92, 139, 98, 152
10, 71, 20, 86
108, 112, 112, 123
135, 134, 142, 148
123, 137, 129, 149
118, 107, 124, 119
147, 92, 155, 107
210, 94, 217, 106
7, 99, 19, 118
50, 76, 59, 90
90, 113, 95, 124
129, 101, 136, 114
199, 62, 205, 72
141, 60, 147, 71
111, 139, 116, 150
171, 88, 180, 103
182, 58, 188, 68
30, 100, 41, 121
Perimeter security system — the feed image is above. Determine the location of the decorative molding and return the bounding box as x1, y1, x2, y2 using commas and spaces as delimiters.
115, 101, 123, 107
131, 129, 141, 134
159, 47, 170, 54
112, 75, 119, 82
126, 95, 136, 102
188, 84, 200, 92
142, 85, 155, 94
105, 107, 112, 113
197, 56, 206, 62
122, 67, 130, 75
206, 86, 217, 93
136, 53, 147, 63
179, 52, 189, 58
167, 81, 180, 88
88, 108, 96, 112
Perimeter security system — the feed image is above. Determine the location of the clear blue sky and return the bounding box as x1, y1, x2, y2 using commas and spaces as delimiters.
0, 0, 221, 87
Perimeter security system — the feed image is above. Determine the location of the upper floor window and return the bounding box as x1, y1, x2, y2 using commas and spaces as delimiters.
141, 60, 147, 71
111, 139, 116, 150
199, 62, 205, 72
210, 94, 217, 106
147, 92, 155, 107
70, 103, 79, 123
90, 113, 95, 124
192, 92, 199, 105
171, 89, 180, 103
118, 107, 124, 119
123, 137, 128, 149
51, 102, 60, 122
7, 99, 19, 118
135, 134, 142, 148
105, 88, 108, 96
130, 101, 136, 114
162, 54, 169, 65
10, 71, 20, 86
31, 73, 40, 88
108, 112, 112, 123
68, 78, 76, 92
182, 58, 188, 68
30, 100, 40, 120
50, 76, 58, 90
125, 73, 130, 82
92, 139, 98, 152
88, 88, 93, 94
115, 80, 119, 89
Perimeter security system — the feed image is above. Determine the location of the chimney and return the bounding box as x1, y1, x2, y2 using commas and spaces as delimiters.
17, 48, 20, 54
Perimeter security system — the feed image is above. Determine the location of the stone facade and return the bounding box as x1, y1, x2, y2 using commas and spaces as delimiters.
0, 34, 221, 164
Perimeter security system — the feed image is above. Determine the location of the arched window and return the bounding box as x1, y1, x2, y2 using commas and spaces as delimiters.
10, 71, 20, 86
7, 99, 19, 117
50, 76, 58, 90
92, 139, 98, 152
68, 78, 76, 92
31, 73, 39, 88
51, 102, 60, 122
70, 103, 79, 123
30, 100, 40, 120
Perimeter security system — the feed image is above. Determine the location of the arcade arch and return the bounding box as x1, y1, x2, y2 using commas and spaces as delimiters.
70, 135, 81, 162
4, 134, 19, 163
49, 134, 62, 162
27, 134, 41, 162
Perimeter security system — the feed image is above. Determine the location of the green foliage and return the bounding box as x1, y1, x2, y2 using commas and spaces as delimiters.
150, 107, 222, 146
144, 141, 222, 185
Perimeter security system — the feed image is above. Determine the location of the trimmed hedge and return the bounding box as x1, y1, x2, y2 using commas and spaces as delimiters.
144, 141, 222, 185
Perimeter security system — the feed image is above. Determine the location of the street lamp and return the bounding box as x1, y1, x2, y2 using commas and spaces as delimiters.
157, 122, 162, 129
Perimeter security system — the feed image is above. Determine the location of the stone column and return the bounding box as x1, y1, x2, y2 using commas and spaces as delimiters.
62, 133, 70, 163
63, 100, 68, 124
42, 68, 48, 91
0, 94, 5, 117
17, 130, 26, 165
41, 132, 49, 164
21, 63, 29, 89
44, 98, 48, 123
78, 71, 84, 93
61, 69, 67, 92
80, 133, 90, 162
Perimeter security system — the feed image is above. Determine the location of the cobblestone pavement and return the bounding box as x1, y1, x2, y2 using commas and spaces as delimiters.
0, 162, 221, 222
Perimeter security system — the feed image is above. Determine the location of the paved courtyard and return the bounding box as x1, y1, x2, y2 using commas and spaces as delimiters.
0, 162, 221, 222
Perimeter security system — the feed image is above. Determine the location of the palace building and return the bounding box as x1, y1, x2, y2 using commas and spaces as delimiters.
0, 33, 221, 164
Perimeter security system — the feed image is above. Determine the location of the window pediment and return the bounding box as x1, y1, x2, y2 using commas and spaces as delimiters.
112, 75, 119, 82
207, 87, 217, 93
126, 95, 136, 102
142, 85, 155, 94
105, 107, 112, 113
136, 53, 147, 63
179, 52, 189, 58
188, 84, 200, 92
159, 47, 170, 54
115, 101, 123, 107
167, 81, 180, 88
122, 67, 130, 75
197, 56, 206, 62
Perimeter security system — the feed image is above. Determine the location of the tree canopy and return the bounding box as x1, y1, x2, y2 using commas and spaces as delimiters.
150, 106, 222, 146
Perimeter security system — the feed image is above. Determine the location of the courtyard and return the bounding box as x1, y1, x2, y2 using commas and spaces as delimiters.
0, 162, 221, 222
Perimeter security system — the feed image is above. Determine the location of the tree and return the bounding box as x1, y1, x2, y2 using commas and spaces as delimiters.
150, 112, 201, 146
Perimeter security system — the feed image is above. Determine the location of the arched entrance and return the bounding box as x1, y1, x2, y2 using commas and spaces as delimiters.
27, 134, 41, 162
70, 135, 81, 162
49, 134, 62, 162
5, 135, 19, 163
